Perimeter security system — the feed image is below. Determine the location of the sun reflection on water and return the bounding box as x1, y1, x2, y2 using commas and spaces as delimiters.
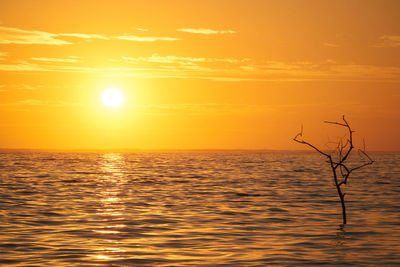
88, 153, 128, 261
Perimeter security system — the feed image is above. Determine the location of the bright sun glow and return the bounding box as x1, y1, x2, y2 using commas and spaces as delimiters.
102, 88, 124, 108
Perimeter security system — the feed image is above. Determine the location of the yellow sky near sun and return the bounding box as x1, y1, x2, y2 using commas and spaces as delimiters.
0, 0, 400, 151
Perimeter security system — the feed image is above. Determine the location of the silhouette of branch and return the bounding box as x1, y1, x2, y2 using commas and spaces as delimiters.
293, 115, 374, 224
293, 124, 330, 158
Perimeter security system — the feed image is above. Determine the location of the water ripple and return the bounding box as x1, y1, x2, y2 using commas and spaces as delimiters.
0, 152, 399, 266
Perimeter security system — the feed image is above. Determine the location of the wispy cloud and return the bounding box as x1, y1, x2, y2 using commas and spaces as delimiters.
0, 61, 47, 71
0, 84, 42, 91
115, 35, 180, 42
12, 84, 44, 90
122, 54, 244, 65
136, 28, 149, 32
0, 25, 182, 45
0, 26, 71, 45
323, 42, 340, 47
177, 28, 236, 35
375, 35, 400, 47
244, 61, 400, 82
1, 56, 400, 83
0, 99, 80, 108
0, 51, 7, 59
31, 56, 79, 63
59, 33, 108, 40
123, 55, 204, 65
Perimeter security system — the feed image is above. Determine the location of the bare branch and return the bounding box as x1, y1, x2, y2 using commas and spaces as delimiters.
324, 121, 347, 127
293, 115, 373, 225
348, 161, 374, 173
293, 126, 331, 158
358, 148, 374, 163
363, 138, 366, 151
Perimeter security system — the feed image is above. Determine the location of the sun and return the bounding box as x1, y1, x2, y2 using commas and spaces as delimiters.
102, 88, 124, 108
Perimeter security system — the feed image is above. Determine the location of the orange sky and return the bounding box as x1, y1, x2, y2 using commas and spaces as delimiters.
0, 0, 399, 151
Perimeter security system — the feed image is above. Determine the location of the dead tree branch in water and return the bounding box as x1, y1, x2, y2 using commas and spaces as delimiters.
293, 115, 374, 224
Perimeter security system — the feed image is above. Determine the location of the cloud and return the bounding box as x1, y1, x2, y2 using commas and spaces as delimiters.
327, 64, 400, 80
244, 61, 400, 82
59, 33, 108, 40
31, 56, 79, 63
0, 61, 47, 71
177, 28, 236, 35
9, 99, 43, 106
323, 42, 340, 47
0, 51, 7, 59
0, 26, 112, 46
0, 99, 80, 108
0, 84, 42, 91
13, 84, 43, 90
0, 61, 94, 72
120, 54, 249, 75
0, 25, 183, 45
123, 55, 204, 65
136, 28, 149, 32
122, 54, 245, 65
115, 35, 180, 42
375, 35, 400, 47
1, 55, 400, 83
0, 26, 71, 45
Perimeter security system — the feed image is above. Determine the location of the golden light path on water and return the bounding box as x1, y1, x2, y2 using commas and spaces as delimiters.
86, 153, 248, 264
89, 153, 128, 261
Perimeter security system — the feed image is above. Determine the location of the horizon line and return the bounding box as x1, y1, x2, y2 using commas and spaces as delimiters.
0, 148, 398, 153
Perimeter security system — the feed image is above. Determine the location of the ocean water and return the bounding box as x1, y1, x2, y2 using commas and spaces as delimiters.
0, 151, 399, 266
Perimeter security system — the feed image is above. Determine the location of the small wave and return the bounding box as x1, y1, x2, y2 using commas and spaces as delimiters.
36, 174, 51, 178
39, 211, 63, 217
345, 230, 381, 237
291, 241, 329, 249
261, 217, 295, 223
33, 219, 65, 226
268, 207, 289, 213
219, 211, 252, 216
141, 218, 177, 225
71, 171, 101, 175
320, 199, 338, 204
235, 192, 264, 197
293, 168, 317, 173
279, 174, 295, 178
0, 259, 21, 264
0, 243, 30, 248
112, 258, 169, 265
374, 180, 390, 184
157, 241, 187, 248
61, 179, 81, 183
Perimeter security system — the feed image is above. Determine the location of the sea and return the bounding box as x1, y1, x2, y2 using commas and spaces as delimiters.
0, 151, 399, 266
